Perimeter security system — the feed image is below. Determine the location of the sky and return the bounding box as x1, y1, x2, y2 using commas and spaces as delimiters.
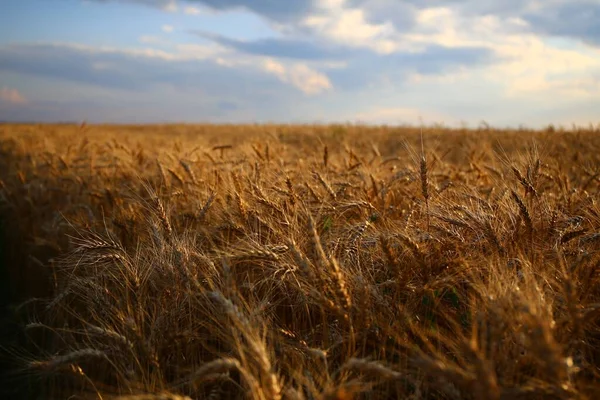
0, 0, 599, 127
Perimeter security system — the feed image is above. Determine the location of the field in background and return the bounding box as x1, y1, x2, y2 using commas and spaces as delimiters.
1, 123, 600, 399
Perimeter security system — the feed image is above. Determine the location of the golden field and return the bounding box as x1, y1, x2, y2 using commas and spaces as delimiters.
1, 123, 600, 399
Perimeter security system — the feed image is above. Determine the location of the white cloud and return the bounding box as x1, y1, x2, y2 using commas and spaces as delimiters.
381, 6, 600, 100
162, 0, 177, 13
184, 6, 202, 15
263, 59, 332, 95
301, 0, 405, 54
351, 106, 451, 125
0, 87, 28, 105
22, 41, 221, 62
161, 24, 174, 33
263, 59, 287, 78
297, 1, 600, 102
484, 38, 600, 99
403, 7, 532, 49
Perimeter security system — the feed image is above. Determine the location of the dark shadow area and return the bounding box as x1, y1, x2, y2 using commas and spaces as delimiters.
0, 212, 28, 397
0, 155, 54, 399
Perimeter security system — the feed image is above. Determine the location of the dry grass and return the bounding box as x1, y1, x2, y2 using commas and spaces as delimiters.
1, 123, 600, 399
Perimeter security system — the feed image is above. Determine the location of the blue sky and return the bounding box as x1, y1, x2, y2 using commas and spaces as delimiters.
1, 0, 599, 127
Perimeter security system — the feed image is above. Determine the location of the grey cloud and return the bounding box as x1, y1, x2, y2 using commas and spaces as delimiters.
93, 0, 600, 47
192, 31, 358, 60
190, 31, 494, 91
524, 3, 600, 45
0, 44, 148, 90
402, 45, 495, 73
188, 0, 312, 20
92, 0, 177, 10
92, 0, 313, 20
193, 29, 493, 70
0, 44, 291, 97
349, 1, 599, 46
345, 0, 418, 31
416, 0, 600, 44
0, 43, 308, 122
328, 45, 495, 91
0, 40, 495, 123
0, 42, 492, 96
1, 95, 254, 123
358, 0, 529, 16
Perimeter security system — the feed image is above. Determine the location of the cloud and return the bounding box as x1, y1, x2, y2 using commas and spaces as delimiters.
0, 87, 27, 105
0, 42, 332, 100
339, 5, 600, 101
161, 24, 174, 33
292, 0, 413, 54
192, 31, 357, 60
162, 0, 178, 12
184, 6, 203, 15
343, 0, 418, 31
484, 37, 600, 99
0, 43, 315, 123
6, 0, 600, 126
184, 0, 314, 20
523, 2, 600, 46
92, 0, 600, 50
91, 0, 313, 20
323, 44, 494, 91
350, 106, 451, 125
262, 59, 332, 94
193, 28, 492, 92
93, 0, 179, 12
353, 1, 600, 48
139, 35, 171, 45
0, 43, 175, 91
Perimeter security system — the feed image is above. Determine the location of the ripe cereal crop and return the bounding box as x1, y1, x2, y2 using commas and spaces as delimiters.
1, 123, 600, 399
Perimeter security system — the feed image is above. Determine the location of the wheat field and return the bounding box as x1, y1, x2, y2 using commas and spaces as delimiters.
1, 123, 600, 399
